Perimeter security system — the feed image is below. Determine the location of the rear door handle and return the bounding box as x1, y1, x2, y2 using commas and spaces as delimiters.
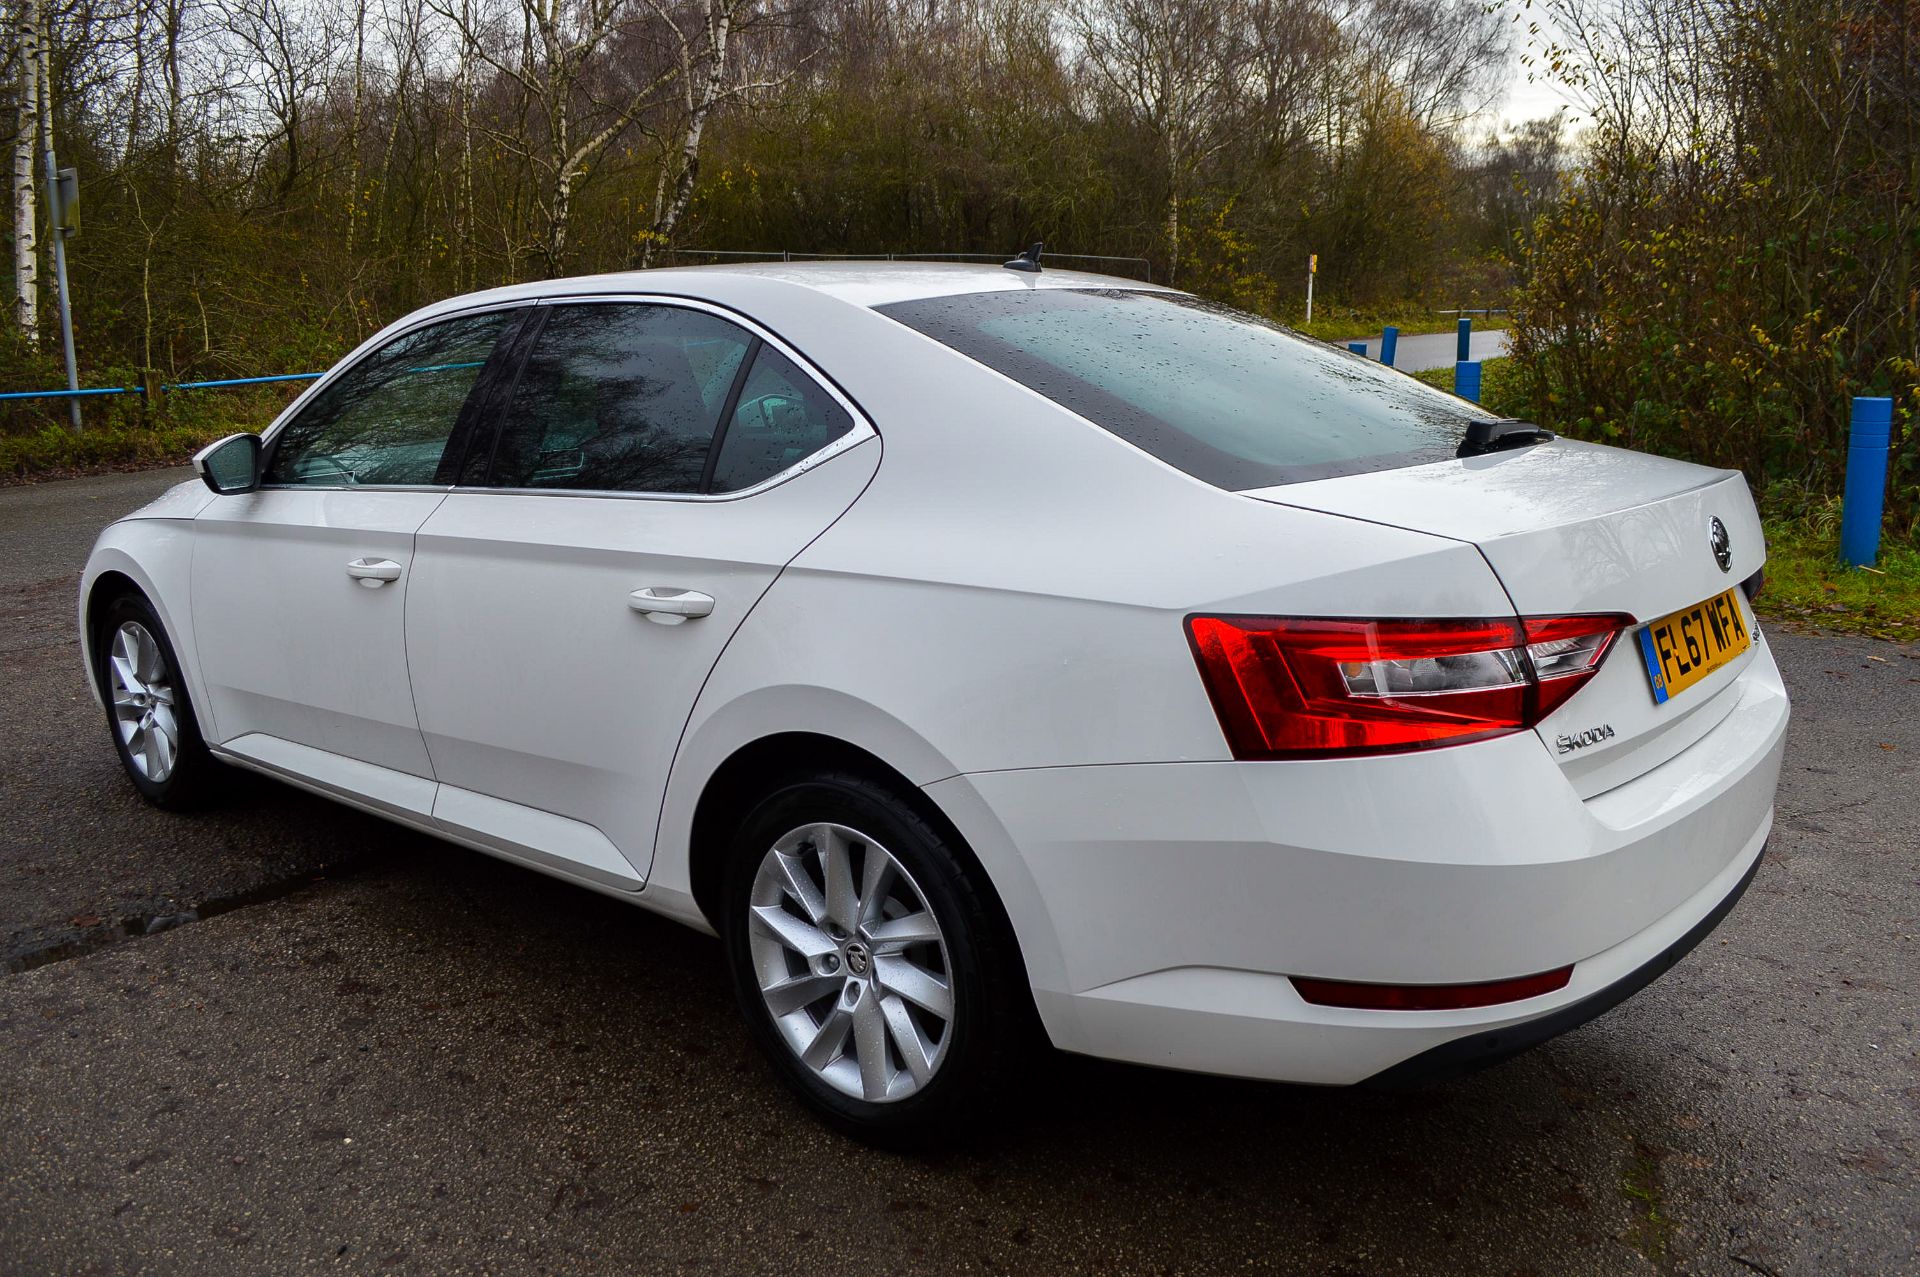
628, 587, 715, 624
347, 558, 403, 587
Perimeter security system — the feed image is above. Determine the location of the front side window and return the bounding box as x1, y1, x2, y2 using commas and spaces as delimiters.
488, 303, 752, 493
878, 289, 1485, 488
265, 310, 514, 486
708, 345, 855, 493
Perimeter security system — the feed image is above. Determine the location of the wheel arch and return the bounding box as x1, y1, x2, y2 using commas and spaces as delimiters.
79, 526, 210, 732
653, 688, 1066, 1025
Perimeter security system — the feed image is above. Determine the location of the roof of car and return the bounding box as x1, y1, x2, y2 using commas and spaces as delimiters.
415, 260, 1172, 323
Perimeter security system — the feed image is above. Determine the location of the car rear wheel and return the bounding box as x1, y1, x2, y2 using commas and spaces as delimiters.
721, 770, 1028, 1146
94, 593, 221, 807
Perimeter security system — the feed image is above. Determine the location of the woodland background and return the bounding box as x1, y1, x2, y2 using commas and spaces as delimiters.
1, 0, 1915, 538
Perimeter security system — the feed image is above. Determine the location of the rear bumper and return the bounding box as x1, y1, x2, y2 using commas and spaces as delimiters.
1363, 834, 1765, 1087
925, 632, 1788, 1084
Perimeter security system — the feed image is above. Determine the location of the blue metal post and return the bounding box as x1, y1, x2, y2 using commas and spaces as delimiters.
1380, 326, 1399, 367
1455, 360, 1482, 404
1346, 342, 1367, 356
1840, 396, 1893, 568
1457, 317, 1472, 363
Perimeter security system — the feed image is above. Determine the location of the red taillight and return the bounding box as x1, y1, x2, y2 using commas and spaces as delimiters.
1292, 966, 1573, 1011
1185, 613, 1630, 760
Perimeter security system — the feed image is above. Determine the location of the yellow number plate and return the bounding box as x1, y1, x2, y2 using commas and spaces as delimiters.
1635, 588, 1752, 705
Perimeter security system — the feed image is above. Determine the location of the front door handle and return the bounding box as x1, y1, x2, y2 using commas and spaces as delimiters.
347, 558, 404, 588
628, 587, 715, 625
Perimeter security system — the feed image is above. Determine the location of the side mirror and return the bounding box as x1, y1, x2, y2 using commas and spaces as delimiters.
193, 433, 262, 494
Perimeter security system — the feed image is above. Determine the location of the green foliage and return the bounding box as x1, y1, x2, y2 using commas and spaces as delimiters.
0, 418, 239, 481
1503, 0, 1920, 534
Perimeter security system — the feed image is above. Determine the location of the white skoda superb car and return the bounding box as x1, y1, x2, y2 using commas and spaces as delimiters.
81, 263, 1788, 1142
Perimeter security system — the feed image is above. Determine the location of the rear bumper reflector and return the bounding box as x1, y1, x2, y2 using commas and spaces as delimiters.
1292, 965, 1574, 1011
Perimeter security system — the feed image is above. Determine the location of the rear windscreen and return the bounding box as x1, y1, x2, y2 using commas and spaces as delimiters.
877, 289, 1481, 489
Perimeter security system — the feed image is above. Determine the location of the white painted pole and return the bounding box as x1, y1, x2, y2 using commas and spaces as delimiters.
1305, 253, 1316, 325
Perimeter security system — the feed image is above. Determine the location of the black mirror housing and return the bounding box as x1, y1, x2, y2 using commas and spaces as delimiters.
193, 433, 263, 494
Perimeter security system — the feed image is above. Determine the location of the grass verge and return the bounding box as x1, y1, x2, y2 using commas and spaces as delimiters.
1408, 356, 1530, 419
1290, 306, 1508, 344
1756, 513, 1920, 643
0, 420, 239, 483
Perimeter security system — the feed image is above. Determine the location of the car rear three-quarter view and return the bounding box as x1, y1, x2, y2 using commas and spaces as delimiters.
78, 263, 1788, 1144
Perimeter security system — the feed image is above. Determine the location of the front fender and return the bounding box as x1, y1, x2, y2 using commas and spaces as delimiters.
79, 520, 212, 737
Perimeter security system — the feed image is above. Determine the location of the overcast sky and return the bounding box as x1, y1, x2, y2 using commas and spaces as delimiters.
1484, 10, 1584, 132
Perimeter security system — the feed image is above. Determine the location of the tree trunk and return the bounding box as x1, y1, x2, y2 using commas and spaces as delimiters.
641, 0, 732, 268
456, 0, 473, 290
12, 0, 39, 343
162, 0, 182, 185
345, 0, 365, 253
126, 0, 146, 159
546, 87, 572, 273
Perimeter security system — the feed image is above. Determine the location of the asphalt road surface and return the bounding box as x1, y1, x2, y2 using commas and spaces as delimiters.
1, 468, 1915, 1276
1345, 328, 1511, 371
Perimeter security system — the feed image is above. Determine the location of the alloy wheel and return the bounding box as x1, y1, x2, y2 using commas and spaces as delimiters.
108, 620, 180, 782
746, 821, 955, 1102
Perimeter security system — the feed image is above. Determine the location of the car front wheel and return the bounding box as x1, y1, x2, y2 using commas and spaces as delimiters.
94, 592, 221, 807
721, 770, 1029, 1146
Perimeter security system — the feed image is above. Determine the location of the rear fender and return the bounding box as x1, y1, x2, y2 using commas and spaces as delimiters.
646, 681, 1072, 1003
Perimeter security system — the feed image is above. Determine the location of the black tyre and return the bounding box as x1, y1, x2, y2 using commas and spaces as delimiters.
720, 769, 1031, 1147
93, 592, 222, 808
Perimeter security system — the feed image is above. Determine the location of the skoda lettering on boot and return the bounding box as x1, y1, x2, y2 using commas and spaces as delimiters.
1555, 724, 1617, 754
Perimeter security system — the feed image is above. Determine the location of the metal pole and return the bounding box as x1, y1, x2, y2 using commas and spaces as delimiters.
1305, 254, 1315, 325
45, 161, 77, 430
1840, 396, 1892, 568
36, 16, 78, 432
1455, 360, 1482, 404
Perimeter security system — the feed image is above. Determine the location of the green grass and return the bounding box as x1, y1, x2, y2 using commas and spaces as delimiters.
1408, 355, 1529, 419
1288, 306, 1507, 343
1757, 508, 1920, 643
0, 419, 240, 482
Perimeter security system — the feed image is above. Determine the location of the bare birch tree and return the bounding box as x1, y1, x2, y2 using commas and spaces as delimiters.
434, 0, 683, 274
1070, 0, 1255, 285
11, 0, 39, 341
637, 0, 787, 267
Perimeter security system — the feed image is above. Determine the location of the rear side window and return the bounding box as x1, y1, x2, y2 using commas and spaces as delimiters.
708, 345, 854, 493
265, 310, 513, 487
489, 303, 752, 493
877, 289, 1482, 488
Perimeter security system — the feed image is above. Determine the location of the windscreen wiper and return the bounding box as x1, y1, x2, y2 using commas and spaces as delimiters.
1457, 419, 1555, 458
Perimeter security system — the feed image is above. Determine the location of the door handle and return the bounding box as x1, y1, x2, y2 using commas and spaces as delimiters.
628, 587, 715, 625
346, 558, 404, 588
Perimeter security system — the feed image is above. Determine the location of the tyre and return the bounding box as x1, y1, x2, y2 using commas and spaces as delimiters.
93, 592, 222, 808
721, 770, 1030, 1147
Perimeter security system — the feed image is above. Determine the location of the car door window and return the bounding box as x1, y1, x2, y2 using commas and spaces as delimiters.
265, 310, 515, 487
488, 303, 752, 494
708, 344, 855, 493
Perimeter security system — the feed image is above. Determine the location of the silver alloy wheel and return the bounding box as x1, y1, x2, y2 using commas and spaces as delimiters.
108, 621, 180, 783
747, 822, 955, 1102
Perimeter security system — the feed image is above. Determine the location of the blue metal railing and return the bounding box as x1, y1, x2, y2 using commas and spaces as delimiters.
0, 371, 325, 404
0, 385, 142, 401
